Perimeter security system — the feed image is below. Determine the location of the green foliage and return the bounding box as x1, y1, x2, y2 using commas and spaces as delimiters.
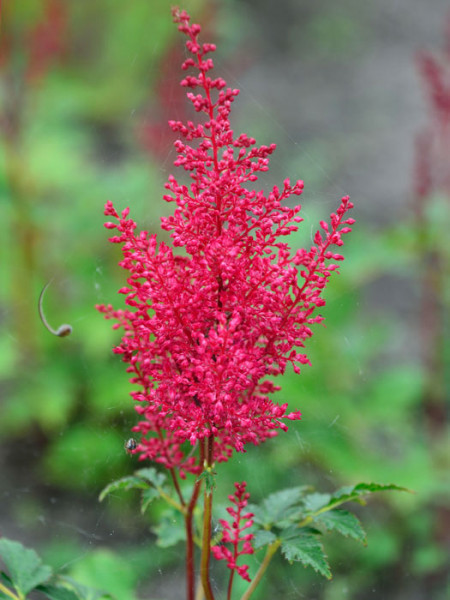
248, 482, 409, 580
44, 426, 126, 491
152, 509, 186, 548
99, 467, 169, 515
280, 532, 331, 579
251, 486, 309, 527
252, 530, 277, 550
0, 539, 111, 600
66, 551, 138, 600
314, 510, 366, 544
0, 538, 52, 598
37, 584, 81, 600
197, 468, 217, 493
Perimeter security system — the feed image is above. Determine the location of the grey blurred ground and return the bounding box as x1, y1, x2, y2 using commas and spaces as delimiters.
233, 0, 448, 220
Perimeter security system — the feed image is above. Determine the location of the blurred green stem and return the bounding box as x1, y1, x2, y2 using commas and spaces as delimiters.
240, 540, 281, 600
0, 581, 20, 600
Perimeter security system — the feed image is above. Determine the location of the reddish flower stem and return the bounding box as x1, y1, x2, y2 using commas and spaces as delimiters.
185, 441, 205, 600
227, 568, 235, 600
200, 436, 215, 600
169, 467, 185, 507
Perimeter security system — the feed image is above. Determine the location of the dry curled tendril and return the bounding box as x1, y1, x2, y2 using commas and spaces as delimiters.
38, 282, 73, 337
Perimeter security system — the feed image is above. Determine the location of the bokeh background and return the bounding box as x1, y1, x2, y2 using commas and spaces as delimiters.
0, 0, 449, 599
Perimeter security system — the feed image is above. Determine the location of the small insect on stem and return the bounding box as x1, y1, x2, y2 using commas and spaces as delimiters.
38, 282, 73, 337
124, 438, 138, 454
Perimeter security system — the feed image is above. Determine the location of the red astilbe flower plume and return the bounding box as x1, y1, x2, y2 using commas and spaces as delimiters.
211, 481, 254, 583
414, 14, 450, 207
97, 8, 354, 475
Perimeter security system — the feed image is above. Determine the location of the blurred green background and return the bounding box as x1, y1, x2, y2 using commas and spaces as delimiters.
0, 0, 448, 599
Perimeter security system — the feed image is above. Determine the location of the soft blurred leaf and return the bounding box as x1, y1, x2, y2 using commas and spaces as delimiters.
252, 530, 277, 550
134, 467, 167, 488
140, 487, 162, 514
0, 538, 52, 596
38, 583, 81, 600
58, 576, 114, 600
99, 476, 149, 502
67, 550, 138, 600
152, 509, 185, 548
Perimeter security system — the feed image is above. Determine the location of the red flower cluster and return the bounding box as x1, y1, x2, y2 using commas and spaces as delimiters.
211, 481, 254, 582
415, 15, 450, 205
0, 0, 66, 83
97, 9, 354, 475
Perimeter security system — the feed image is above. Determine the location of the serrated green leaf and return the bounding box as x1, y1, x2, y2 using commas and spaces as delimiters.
140, 487, 161, 514
250, 486, 307, 527
280, 525, 323, 541
152, 510, 186, 548
315, 510, 367, 544
303, 493, 331, 512
0, 538, 53, 596
281, 534, 331, 579
327, 482, 411, 511
98, 476, 149, 502
134, 467, 167, 488
252, 530, 277, 550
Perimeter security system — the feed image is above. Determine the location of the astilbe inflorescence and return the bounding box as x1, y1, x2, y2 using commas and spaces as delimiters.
211, 482, 254, 583
415, 14, 450, 206
97, 8, 354, 477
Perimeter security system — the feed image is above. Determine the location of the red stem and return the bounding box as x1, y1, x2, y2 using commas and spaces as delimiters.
227, 569, 235, 600
185, 440, 205, 600
200, 436, 215, 600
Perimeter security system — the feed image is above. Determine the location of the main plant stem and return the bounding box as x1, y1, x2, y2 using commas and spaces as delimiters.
200, 436, 215, 600
185, 442, 205, 600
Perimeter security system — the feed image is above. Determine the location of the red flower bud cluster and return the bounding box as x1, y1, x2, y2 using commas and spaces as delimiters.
211, 481, 254, 582
97, 9, 354, 476
415, 15, 450, 206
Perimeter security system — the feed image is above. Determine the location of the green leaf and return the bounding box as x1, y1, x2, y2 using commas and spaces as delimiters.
98, 476, 149, 502
0, 538, 53, 596
315, 510, 367, 544
140, 487, 161, 514
250, 486, 308, 527
328, 482, 411, 510
303, 493, 331, 512
134, 468, 167, 488
59, 576, 114, 600
281, 533, 331, 579
64, 549, 137, 600
38, 583, 81, 600
252, 530, 277, 550
152, 510, 186, 548
196, 469, 216, 493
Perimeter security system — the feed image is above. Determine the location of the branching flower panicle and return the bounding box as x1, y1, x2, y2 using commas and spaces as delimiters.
211, 481, 254, 584
97, 8, 354, 476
